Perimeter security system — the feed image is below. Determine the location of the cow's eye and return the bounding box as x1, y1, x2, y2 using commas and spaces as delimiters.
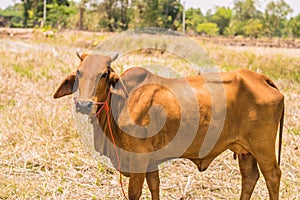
76, 70, 82, 78
101, 73, 107, 78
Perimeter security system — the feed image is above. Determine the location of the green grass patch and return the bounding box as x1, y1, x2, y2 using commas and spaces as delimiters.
57, 186, 64, 194
13, 65, 34, 78
288, 128, 300, 136
41, 67, 53, 79
0, 100, 16, 110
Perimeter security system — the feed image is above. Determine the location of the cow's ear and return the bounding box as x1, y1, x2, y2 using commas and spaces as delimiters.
53, 72, 77, 98
109, 73, 129, 98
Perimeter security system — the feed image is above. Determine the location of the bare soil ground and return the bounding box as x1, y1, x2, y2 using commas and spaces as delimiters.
0, 30, 299, 199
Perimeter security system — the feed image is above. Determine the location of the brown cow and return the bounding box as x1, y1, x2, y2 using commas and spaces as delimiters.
54, 53, 284, 200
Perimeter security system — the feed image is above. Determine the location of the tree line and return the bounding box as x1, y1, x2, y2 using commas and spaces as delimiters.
0, 0, 299, 38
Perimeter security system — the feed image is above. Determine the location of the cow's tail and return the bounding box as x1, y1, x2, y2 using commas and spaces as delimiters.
262, 74, 284, 166
278, 103, 284, 166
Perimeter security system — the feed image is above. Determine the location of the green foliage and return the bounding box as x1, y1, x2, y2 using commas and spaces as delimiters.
233, 0, 258, 21
130, 0, 181, 29
3, 0, 298, 38
19, 0, 72, 28
263, 0, 293, 37
230, 0, 263, 36
210, 6, 232, 35
46, 1, 76, 28
0, 4, 23, 27
20, 0, 34, 27
143, 0, 160, 27
287, 14, 300, 38
128, 0, 159, 27
196, 22, 219, 36
161, 0, 182, 29
185, 8, 204, 31
0, 6, 22, 18
244, 19, 263, 38
224, 20, 245, 36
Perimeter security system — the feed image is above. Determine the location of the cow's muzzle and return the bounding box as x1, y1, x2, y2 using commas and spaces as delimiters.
75, 101, 93, 114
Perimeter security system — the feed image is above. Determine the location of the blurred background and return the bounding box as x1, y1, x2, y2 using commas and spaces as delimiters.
0, 0, 299, 38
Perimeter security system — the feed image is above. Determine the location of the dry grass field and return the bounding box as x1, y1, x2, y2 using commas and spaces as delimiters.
0, 30, 299, 199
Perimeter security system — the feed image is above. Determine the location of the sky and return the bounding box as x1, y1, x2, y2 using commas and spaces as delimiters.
0, 0, 299, 17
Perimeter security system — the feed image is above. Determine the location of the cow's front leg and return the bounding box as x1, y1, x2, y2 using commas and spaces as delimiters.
146, 169, 160, 200
238, 153, 259, 200
129, 173, 146, 200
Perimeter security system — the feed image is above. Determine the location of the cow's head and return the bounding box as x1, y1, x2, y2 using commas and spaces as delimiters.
53, 52, 127, 114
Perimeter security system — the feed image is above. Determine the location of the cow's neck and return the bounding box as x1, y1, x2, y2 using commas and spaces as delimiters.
99, 109, 122, 143
94, 98, 124, 156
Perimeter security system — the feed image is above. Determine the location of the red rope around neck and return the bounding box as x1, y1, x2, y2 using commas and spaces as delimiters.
93, 91, 128, 200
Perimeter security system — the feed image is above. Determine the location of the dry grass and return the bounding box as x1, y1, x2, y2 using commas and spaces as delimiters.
201, 42, 300, 84
0, 31, 299, 199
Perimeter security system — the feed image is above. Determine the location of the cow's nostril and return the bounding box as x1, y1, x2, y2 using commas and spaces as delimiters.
76, 101, 93, 114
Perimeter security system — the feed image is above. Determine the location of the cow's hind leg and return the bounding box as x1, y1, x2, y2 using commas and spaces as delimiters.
238, 153, 260, 200
256, 158, 281, 200
252, 143, 281, 200
146, 169, 160, 200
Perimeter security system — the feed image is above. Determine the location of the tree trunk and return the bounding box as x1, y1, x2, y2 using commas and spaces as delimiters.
78, 0, 85, 30
120, 0, 128, 30
104, 0, 115, 32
